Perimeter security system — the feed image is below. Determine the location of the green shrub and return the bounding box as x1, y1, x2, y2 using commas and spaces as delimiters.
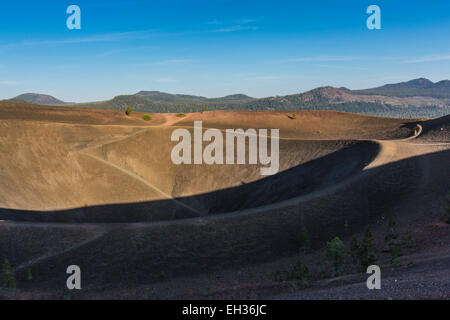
273, 271, 283, 282
142, 114, 152, 121
298, 227, 310, 252
325, 237, 346, 276
203, 287, 212, 300
403, 231, 416, 249
288, 261, 309, 289
358, 225, 378, 270
176, 113, 186, 117
125, 106, 133, 116
0, 259, 16, 289
62, 288, 73, 300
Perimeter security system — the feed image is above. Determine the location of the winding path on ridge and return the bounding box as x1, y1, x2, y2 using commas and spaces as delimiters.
367, 124, 449, 171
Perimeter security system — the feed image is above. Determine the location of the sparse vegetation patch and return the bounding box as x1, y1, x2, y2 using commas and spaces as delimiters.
288, 261, 310, 289
298, 227, 311, 252
142, 114, 152, 121
0, 259, 16, 290
125, 106, 133, 116
325, 237, 346, 276
446, 190, 450, 224
358, 225, 378, 270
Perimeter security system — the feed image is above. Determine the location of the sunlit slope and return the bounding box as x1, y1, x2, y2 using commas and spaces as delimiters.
88, 127, 379, 214
0, 121, 164, 211
0, 101, 415, 220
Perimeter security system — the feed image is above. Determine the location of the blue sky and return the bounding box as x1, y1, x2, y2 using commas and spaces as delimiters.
0, 0, 450, 102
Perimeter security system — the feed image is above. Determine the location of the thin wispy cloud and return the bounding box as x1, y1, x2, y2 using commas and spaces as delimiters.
97, 47, 143, 57
0, 81, 19, 85
0, 23, 258, 50
401, 55, 450, 63
279, 56, 363, 63
211, 25, 258, 33
237, 73, 304, 82
1, 30, 160, 48
152, 59, 194, 66
205, 19, 222, 25
310, 64, 346, 69
206, 18, 257, 26
273, 56, 400, 65
135, 59, 195, 67
154, 77, 178, 83
310, 63, 370, 71
236, 18, 257, 24
242, 75, 280, 81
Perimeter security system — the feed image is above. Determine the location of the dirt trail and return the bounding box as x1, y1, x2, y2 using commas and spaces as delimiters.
364, 124, 445, 170
80, 152, 203, 216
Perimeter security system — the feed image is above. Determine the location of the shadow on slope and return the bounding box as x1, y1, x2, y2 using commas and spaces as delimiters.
0, 141, 379, 223
1, 149, 448, 290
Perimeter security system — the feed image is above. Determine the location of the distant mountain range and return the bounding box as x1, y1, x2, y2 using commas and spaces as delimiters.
351, 78, 450, 98
135, 91, 254, 104
9, 93, 68, 105
5, 78, 450, 118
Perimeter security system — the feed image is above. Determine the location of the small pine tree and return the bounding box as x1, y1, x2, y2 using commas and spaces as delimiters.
446, 190, 450, 224
298, 227, 310, 252
403, 231, 416, 249
358, 225, 377, 270
384, 219, 403, 268
325, 237, 346, 276
390, 244, 402, 270
273, 271, 283, 282
349, 235, 360, 264
125, 106, 132, 116
288, 261, 309, 289
27, 268, 33, 281
384, 219, 399, 244
0, 259, 16, 289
